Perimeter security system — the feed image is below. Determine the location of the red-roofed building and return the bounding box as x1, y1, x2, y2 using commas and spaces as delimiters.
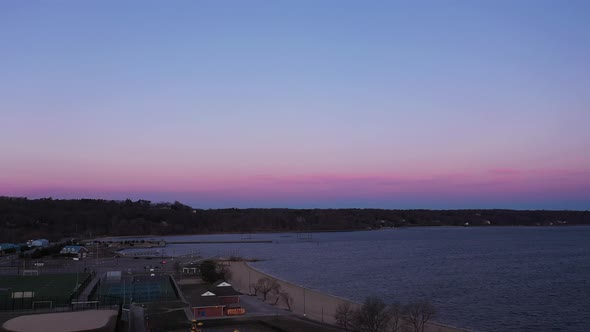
191, 281, 244, 318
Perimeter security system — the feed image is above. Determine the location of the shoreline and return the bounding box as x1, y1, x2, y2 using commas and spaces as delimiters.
93, 224, 587, 241
225, 261, 470, 332
93, 228, 374, 240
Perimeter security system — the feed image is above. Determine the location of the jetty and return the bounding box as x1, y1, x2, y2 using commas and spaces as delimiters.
165, 240, 272, 244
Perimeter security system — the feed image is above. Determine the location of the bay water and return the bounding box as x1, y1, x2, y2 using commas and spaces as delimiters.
123, 226, 590, 331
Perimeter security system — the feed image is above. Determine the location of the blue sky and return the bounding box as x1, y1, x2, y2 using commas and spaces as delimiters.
1, 1, 589, 209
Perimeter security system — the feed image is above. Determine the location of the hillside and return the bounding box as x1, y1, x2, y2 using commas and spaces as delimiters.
0, 197, 588, 242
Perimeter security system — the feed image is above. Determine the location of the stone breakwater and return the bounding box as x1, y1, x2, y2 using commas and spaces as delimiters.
225, 261, 469, 332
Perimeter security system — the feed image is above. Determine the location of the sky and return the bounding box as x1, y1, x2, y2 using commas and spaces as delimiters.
1, 1, 589, 209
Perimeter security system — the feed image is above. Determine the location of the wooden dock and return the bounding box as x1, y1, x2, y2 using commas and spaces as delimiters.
165, 240, 272, 244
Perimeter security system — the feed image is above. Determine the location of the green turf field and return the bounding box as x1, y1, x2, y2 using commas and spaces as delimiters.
0, 273, 90, 310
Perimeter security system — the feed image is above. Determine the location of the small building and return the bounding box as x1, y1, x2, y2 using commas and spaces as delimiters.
179, 261, 200, 275
60, 245, 88, 258
193, 296, 226, 318
212, 281, 241, 304
191, 281, 243, 318
0, 243, 21, 255
182, 267, 198, 274
28, 239, 50, 247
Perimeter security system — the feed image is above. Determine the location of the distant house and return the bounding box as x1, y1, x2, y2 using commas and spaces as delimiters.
192, 281, 243, 318
0, 243, 21, 255
28, 239, 50, 247
60, 245, 88, 258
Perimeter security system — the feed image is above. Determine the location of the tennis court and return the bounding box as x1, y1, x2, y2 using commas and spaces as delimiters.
93, 274, 177, 304
131, 275, 177, 302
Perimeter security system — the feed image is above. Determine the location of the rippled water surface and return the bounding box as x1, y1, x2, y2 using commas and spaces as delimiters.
125, 227, 590, 331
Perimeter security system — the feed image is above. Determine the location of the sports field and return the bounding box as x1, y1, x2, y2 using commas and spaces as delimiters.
0, 273, 90, 310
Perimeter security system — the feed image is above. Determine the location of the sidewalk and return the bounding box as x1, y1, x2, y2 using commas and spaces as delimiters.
76, 271, 101, 302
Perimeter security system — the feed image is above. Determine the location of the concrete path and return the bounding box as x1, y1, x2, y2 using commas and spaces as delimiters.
129, 304, 146, 332
239, 295, 295, 318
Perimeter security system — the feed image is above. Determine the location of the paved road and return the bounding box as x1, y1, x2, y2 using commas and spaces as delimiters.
239, 294, 295, 318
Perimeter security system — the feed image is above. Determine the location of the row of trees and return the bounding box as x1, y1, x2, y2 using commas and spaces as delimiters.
251, 277, 294, 310
335, 297, 436, 332
248, 277, 433, 331
2, 196, 589, 242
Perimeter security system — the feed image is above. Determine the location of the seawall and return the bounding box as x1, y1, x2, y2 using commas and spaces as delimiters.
225, 261, 468, 332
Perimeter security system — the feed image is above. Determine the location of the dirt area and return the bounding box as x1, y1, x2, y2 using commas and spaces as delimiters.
1, 309, 118, 332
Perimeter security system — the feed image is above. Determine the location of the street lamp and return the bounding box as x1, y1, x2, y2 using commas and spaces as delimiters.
303, 288, 306, 317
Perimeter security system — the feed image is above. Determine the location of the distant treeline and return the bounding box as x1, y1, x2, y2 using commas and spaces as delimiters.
0, 196, 588, 243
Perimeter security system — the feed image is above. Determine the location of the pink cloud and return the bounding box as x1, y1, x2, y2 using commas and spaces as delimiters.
2, 166, 589, 208
489, 168, 523, 175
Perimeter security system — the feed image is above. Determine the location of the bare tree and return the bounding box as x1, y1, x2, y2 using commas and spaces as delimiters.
280, 291, 294, 311
272, 283, 283, 304
334, 302, 356, 331
355, 297, 390, 332
251, 282, 260, 296
256, 277, 281, 301
267, 280, 281, 302
404, 300, 436, 332
387, 303, 405, 332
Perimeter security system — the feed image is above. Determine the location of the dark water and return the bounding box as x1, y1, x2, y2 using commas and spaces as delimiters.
124, 227, 590, 331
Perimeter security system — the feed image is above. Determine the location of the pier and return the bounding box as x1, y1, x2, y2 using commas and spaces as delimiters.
165, 240, 272, 244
